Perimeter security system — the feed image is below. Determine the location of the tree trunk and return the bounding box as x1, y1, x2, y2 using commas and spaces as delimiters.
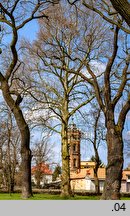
94, 165, 100, 195
101, 121, 123, 200
35, 170, 42, 189
61, 121, 71, 198
20, 127, 32, 198
1, 79, 32, 198
93, 140, 100, 195
94, 174, 100, 195
110, 0, 130, 26
10, 177, 15, 193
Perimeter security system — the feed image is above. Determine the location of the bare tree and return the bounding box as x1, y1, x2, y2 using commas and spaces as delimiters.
0, 105, 21, 192
67, 0, 130, 200
0, 120, 7, 189
74, 26, 130, 199
82, 0, 130, 34
86, 106, 106, 194
64, 1, 130, 199
68, 0, 130, 27
20, 5, 95, 197
0, 0, 55, 198
31, 137, 54, 188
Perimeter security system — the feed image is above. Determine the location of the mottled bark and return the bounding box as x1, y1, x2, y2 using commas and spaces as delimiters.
101, 120, 123, 200
61, 121, 71, 197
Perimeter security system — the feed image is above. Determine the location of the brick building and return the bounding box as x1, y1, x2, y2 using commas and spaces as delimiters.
68, 123, 81, 171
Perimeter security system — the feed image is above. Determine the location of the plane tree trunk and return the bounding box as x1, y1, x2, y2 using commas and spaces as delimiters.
101, 119, 123, 199
60, 119, 71, 198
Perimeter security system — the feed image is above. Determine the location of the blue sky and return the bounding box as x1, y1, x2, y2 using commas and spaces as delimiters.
18, 20, 39, 42
17, 19, 130, 168
1, 11, 130, 169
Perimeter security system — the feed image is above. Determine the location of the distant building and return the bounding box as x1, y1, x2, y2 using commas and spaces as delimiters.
31, 162, 52, 187
70, 166, 105, 192
80, 161, 96, 169
68, 123, 81, 172
69, 123, 130, 193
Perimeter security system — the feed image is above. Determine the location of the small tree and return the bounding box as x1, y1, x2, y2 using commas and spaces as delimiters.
0, 105, 21, 192
81, 104, 106, 194
52, 165, 61, 181
32, 137, 54, 188
87, 107, 106, 194
90, 155, 104, 194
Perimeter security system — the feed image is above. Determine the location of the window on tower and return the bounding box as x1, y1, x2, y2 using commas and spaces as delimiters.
73, 144, 76, 152
73, 158, 77, 168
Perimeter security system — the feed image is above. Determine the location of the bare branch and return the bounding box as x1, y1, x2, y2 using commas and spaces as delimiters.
118, 94, 130, 131
82, 0, 130, 34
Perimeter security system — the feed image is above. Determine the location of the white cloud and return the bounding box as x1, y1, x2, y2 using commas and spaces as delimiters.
126, 131, 130, 139
126, 112, 130, 120
124, 130, 130, 141
90, 60, 106, 75
81, 60, 106, 79
127, 131, 130, 136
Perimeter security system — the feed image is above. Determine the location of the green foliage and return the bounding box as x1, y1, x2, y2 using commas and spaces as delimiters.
90, 155, 105, 168
52, 165, 61, 181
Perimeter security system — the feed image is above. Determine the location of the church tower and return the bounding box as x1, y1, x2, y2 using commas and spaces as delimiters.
68, 123, 81, 172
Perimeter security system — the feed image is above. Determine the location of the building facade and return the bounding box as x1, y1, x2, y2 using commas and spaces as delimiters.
31, 162, 52, 187
69, 123, 130, 193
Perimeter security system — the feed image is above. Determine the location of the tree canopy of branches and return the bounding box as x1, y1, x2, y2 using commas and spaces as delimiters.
67, 0, 130, 199
0, 0, 55, 199
76, 25, 130, 199
0, 0, 130, 200
110, 0, 130, 26
21, 4, 96, 197
81, 0, 130, 34
68, 0, 130, 30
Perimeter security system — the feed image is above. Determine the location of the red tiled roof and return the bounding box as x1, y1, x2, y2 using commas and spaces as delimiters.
31, 162, 52, 175
70, 168, 130, 181
122, 170, 130, 180
70, 168, 106, 180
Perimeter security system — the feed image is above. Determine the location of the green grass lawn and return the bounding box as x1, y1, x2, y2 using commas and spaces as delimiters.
0, 193, 99, 200
0, 193, 130, 200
